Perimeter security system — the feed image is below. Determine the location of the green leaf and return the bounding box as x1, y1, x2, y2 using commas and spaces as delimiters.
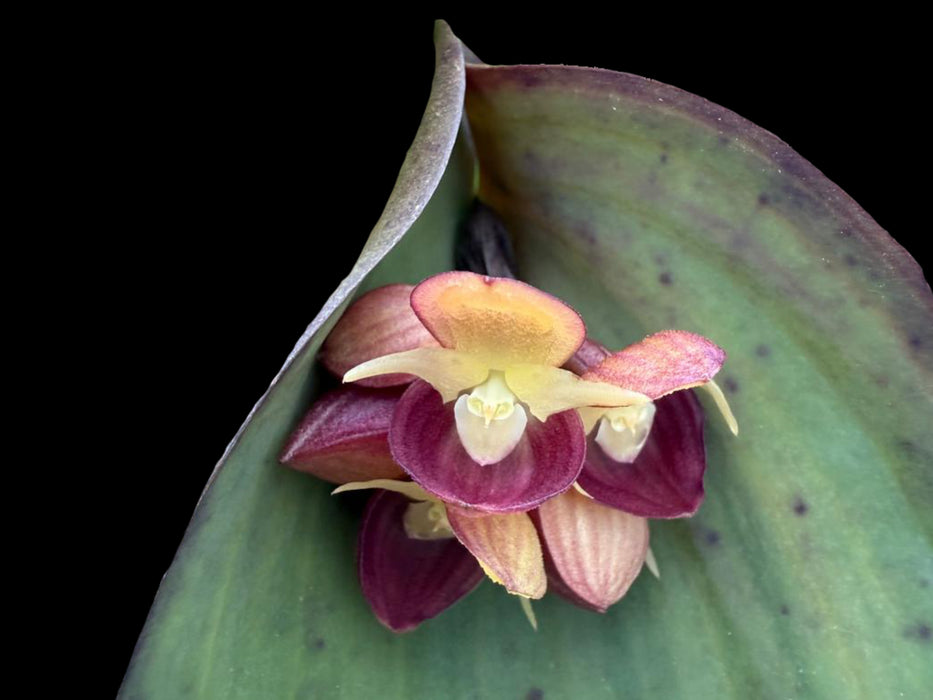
122, 23, 932, 699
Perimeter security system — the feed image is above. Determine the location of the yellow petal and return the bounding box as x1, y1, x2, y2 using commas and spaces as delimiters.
446, 506, 547, 599
519, 597, 538, 631
344, 347, 489, 403
332, 479, 432, 502
505, 364, 649, 422
701, 379, 739, 435
410, 271, 585, 367
576, 407, 606, 434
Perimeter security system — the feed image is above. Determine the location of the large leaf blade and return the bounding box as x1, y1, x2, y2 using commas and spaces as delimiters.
122, 28, 932, 700
465, 63, 932, 698
119, 22, 473, 698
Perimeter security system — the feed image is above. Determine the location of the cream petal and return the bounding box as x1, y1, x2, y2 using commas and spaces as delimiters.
701, 379, 739, 435
594, 403, 657, 463
454, 394, 528, 465
344, 347, 489, 403
332, 478, 432, 502
506, 364, 648, 422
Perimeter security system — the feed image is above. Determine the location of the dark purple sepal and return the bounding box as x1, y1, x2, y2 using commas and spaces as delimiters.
390, 380, 586, 513
577, 390, 707, 518
358, 490, 483, 632
562, 337, 611, 376
279, 385, 405, 484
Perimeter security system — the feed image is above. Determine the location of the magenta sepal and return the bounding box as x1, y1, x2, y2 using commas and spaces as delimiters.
358, 490, 484, 632
390, 380, 586, 513
577, 390, 707, 518
279, 385, 405, 484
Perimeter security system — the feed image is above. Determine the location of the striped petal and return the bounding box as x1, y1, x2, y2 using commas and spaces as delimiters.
446, 506, 546, 599
533, 488, 649, 613
577, 390, 707, 518
390, 380, 585, 513
410, 271, 585, 367
358, 491, 483, 632
584, 330, 726, 400
320, 284, 439, 387
279, 385, 404, 484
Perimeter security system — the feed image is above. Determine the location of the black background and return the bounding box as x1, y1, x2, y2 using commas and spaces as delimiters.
107, 13, 925, 694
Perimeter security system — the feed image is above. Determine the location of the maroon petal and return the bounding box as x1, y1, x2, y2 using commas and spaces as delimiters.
279, 385, 405, 484
319, 284, 439, 387
358, 490, 483, 632
577, 390, 707, 518
390, 380, 585, 513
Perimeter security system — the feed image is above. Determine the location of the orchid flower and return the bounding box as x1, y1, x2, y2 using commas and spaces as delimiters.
340, 270, 647, 513
280, 271, 736, 630
281, 282, 554, 624
567, 334, 738, 518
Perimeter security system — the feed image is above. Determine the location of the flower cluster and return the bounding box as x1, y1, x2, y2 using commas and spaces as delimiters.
281, 271, 736, 631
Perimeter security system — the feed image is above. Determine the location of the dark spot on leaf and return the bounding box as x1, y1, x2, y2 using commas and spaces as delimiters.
909, 334, 923, 349
659, 153, 668, 164
705, 530, 721, 546
903, 622, 931, 643
755, 344, 771, 358
757, 193, 770, 206
844, 254, 858, 267
723, 377, 739, 393
875, 375, 890, 388
659, 272, 672, 285
793, 497, 809, 516
575, 222, 597, 247
718, 135, 730, 146
654, 253, 668, 266
312, 638, 326, 651
919, 578, 930, 588
780, 605, 790, 616
526, 689, 544, 700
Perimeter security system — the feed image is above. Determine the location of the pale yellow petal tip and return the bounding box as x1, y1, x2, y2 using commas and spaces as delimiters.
332, 479, 432, 502
519, 597, 538, 632
572, 481, 594, 499
703, 380, 739, 436
645, 547, 661, 580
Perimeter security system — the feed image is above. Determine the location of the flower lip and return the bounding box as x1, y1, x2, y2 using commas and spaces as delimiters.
389, 379, 586, 513
577, 390, 707, 518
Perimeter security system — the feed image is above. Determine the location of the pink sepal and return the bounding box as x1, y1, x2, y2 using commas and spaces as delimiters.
279, 385, 405, 484
320, 284, 439, 387
584, 330, 725, 399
